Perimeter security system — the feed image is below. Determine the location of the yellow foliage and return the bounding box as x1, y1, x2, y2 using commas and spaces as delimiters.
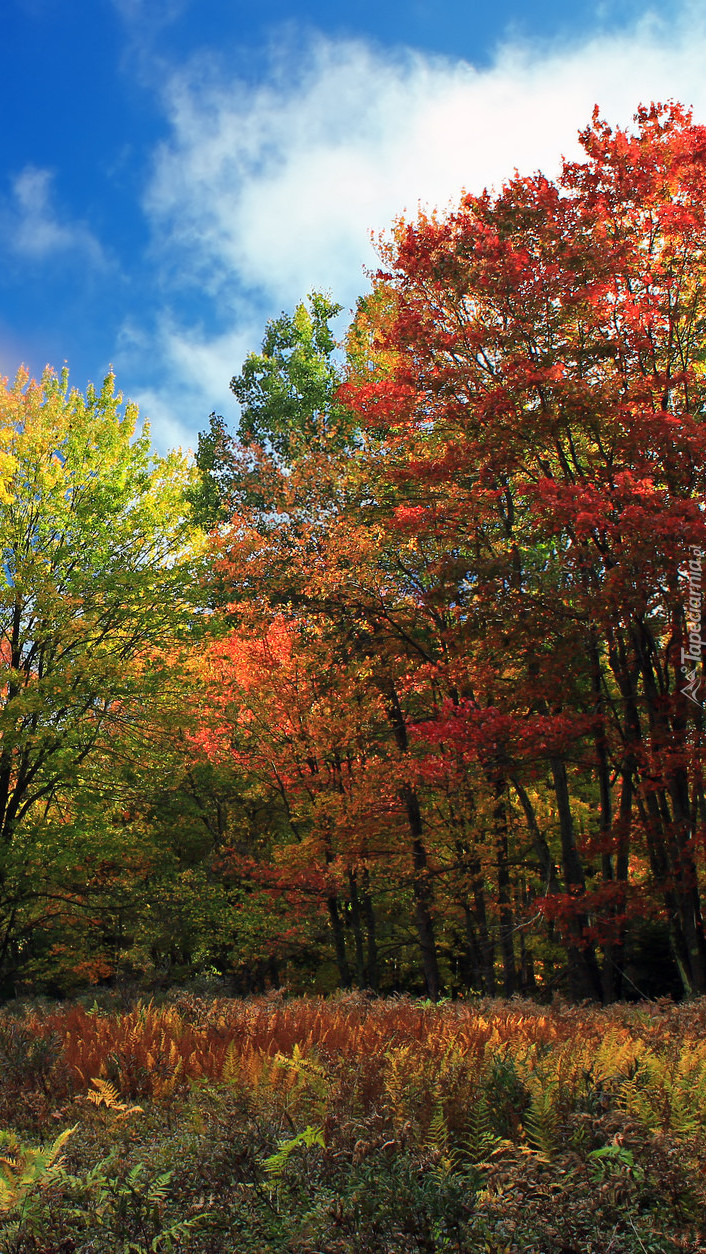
86, 1077, 143, 1118
0, 1126, 76, 1213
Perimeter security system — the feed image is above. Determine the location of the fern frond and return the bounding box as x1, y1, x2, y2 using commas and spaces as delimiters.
463, 1093, 500, 1164
146, 1171, 172, 1205
0, 1125, 77, 1212
86, 1077, 143, 1117
426, 1101, 449, 1155
275, 1044, 331, 1090
523, 1080, 559, 1158
263, 1125, 325, 1178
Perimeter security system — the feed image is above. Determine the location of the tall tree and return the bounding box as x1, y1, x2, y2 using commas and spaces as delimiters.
342, 102, 706, 996
189, 104, 706, 1002
189, 293, 356, 532
0, 367, 198, 991
231, 292, 351, 460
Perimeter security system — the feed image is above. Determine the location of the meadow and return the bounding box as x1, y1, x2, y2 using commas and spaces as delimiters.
0, 992, 704, 1253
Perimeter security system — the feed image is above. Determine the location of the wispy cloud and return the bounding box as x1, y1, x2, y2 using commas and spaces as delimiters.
116, 312, 256, 451
110, 0, 186, 31
126, 3, 706, 449
5, 165, 106, 265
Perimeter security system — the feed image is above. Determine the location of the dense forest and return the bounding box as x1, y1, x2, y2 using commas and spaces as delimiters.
1, 101, 705, 1006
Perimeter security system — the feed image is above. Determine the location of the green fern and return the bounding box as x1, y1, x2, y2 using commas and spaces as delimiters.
588, 1143, 644, 1184
126, 1211, 204, 1253
523, 1080, 559, 1159
262, 1125, 325, 1178
0, 1125, 76, 1213
463, 1092, 502, 1164
424, 1101, 458, 1181
124, 1164, 172, 1206
426, 1101, 450, 1155
221, 1040, 240, 1085
619, 1050, 703, 1136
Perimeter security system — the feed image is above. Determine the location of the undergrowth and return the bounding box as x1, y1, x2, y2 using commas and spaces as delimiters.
0, 993, 703, 1252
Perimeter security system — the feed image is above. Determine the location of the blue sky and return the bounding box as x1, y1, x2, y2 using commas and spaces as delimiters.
0, 0, 703, 451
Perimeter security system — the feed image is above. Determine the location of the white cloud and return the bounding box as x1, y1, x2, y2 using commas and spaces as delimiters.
7, 165, 105, 265
117, 313, 255, 453
132, 3, 706, 448
126, 385, 195, 454
147, 9, 706, 308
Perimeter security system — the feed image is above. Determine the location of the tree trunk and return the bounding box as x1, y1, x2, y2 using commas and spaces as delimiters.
327, 896, 351, 989
550, 757, 604, 1001
361, 868, 379, 991
384, 680, 441, 1000
402, 784, 440, 1000
348, 871, 367, 988
493, 781, 516, 997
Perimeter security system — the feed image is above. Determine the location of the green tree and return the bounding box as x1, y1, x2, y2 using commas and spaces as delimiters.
231, 292, 349, 460
0, 366, 198, 992
189, 293, 356, 531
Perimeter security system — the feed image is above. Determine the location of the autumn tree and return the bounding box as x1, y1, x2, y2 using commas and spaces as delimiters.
187, 280, 456, 996
341, 101, 706, 997
188, 103, 706, 1003
0, 367, 199, 992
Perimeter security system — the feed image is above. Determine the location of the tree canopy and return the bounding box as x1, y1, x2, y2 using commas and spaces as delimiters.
189, 102, 706, 1002
0, 367, 199, 991
2, 103, 706, 1002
